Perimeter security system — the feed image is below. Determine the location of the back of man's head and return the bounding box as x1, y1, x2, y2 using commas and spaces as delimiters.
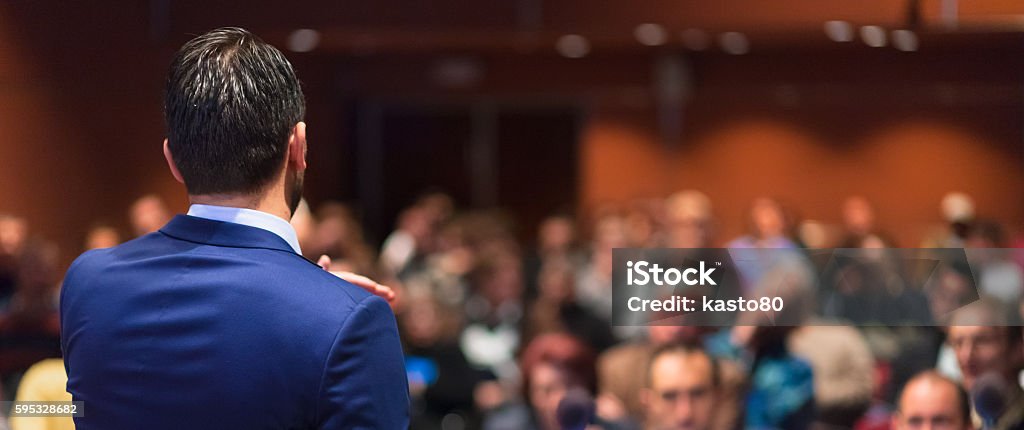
164, 27, 305, 195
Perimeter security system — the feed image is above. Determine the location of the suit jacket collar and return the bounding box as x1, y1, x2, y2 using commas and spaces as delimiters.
160, 214, 308, 258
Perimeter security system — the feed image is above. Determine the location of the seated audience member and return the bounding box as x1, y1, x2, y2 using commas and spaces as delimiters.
598, 325, 704, 424
733, 324, 815, 430
640, 343, 719, 430
483, 333, 597, 430
401, 292, 492, 430
461, 250, 526, 384
598, 325, 742, 430
945, 299, 1024, 429
8, 358, 73, 430
789, 324, 876, 428
727, 197, 799, 251
380, 202, 442, 279
523, 257, 615, 353
576, 210, 628, 324
728, 261, 816, 430
727, 197, 806, 295
838, 196, 897, 248
891, 371, 972, 430
0, 216, 28, 256
663, 190, 714, 249
83, 224, 121, 251
0, 242, 62, 376
964, 220, 1023, 304
921, 192, 975, 248
127, 194, 171, 237
523, 212, 584, 303
308, 202, 376, 275
820, 246, 933, 326
0, 215, 29, 307
724, 256, 819, 427
623, 199, 662, 249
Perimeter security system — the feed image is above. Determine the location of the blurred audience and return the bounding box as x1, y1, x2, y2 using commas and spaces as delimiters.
2, 188, 1024, 429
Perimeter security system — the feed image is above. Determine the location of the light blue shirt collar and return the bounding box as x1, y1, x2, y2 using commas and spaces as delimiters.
186, 204, 302, 255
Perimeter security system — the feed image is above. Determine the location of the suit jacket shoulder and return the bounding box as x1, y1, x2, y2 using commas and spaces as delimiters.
60, 215, 409, 429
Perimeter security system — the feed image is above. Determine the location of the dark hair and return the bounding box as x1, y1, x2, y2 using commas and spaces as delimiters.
164, 27, 305, 195
519, 333, 597, 400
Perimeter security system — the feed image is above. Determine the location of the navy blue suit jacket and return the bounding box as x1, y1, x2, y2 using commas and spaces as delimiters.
60, 215, 410, 429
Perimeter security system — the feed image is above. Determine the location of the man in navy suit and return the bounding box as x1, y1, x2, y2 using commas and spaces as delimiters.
60, 27, 410, 429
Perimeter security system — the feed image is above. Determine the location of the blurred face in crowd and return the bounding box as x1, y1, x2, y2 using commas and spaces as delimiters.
928, 269, 973, 324
537, 262, 574, 304
481, 258, 523, 307
417, 192, 454, 225
593, 214, 628, 250
399, 207, 435, 252
750, 198, 785, 239
538, 216, 575, 253
843, 196, 875, 235
947, 325, 1018, 391
666, 215, 710, 249
0, 216, 28, 255
664, 190, 713, 248
529, 362, 571, 430
315, 214, 354, 251
625, 206, 656, 247
643, 350, 716, 430
85, 226, 121, 250
892, 375, 970, 430
590, 215, 628, 277
401, 297, 444, 347
130, 195, 170, 236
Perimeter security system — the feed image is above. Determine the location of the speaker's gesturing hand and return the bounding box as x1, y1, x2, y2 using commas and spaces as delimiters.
317, 255, 396, 303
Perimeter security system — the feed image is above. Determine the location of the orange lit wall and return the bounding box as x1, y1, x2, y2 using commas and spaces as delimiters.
580, 110, 1024, 247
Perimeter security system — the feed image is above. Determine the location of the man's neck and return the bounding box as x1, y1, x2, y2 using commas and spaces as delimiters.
189, 193, 292, 222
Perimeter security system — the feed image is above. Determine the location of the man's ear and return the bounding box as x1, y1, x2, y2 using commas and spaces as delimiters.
163, 139, 185, 184
287, 122, 307, 171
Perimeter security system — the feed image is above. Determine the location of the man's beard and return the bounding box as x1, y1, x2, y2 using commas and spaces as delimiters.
286, 170, 304, 219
